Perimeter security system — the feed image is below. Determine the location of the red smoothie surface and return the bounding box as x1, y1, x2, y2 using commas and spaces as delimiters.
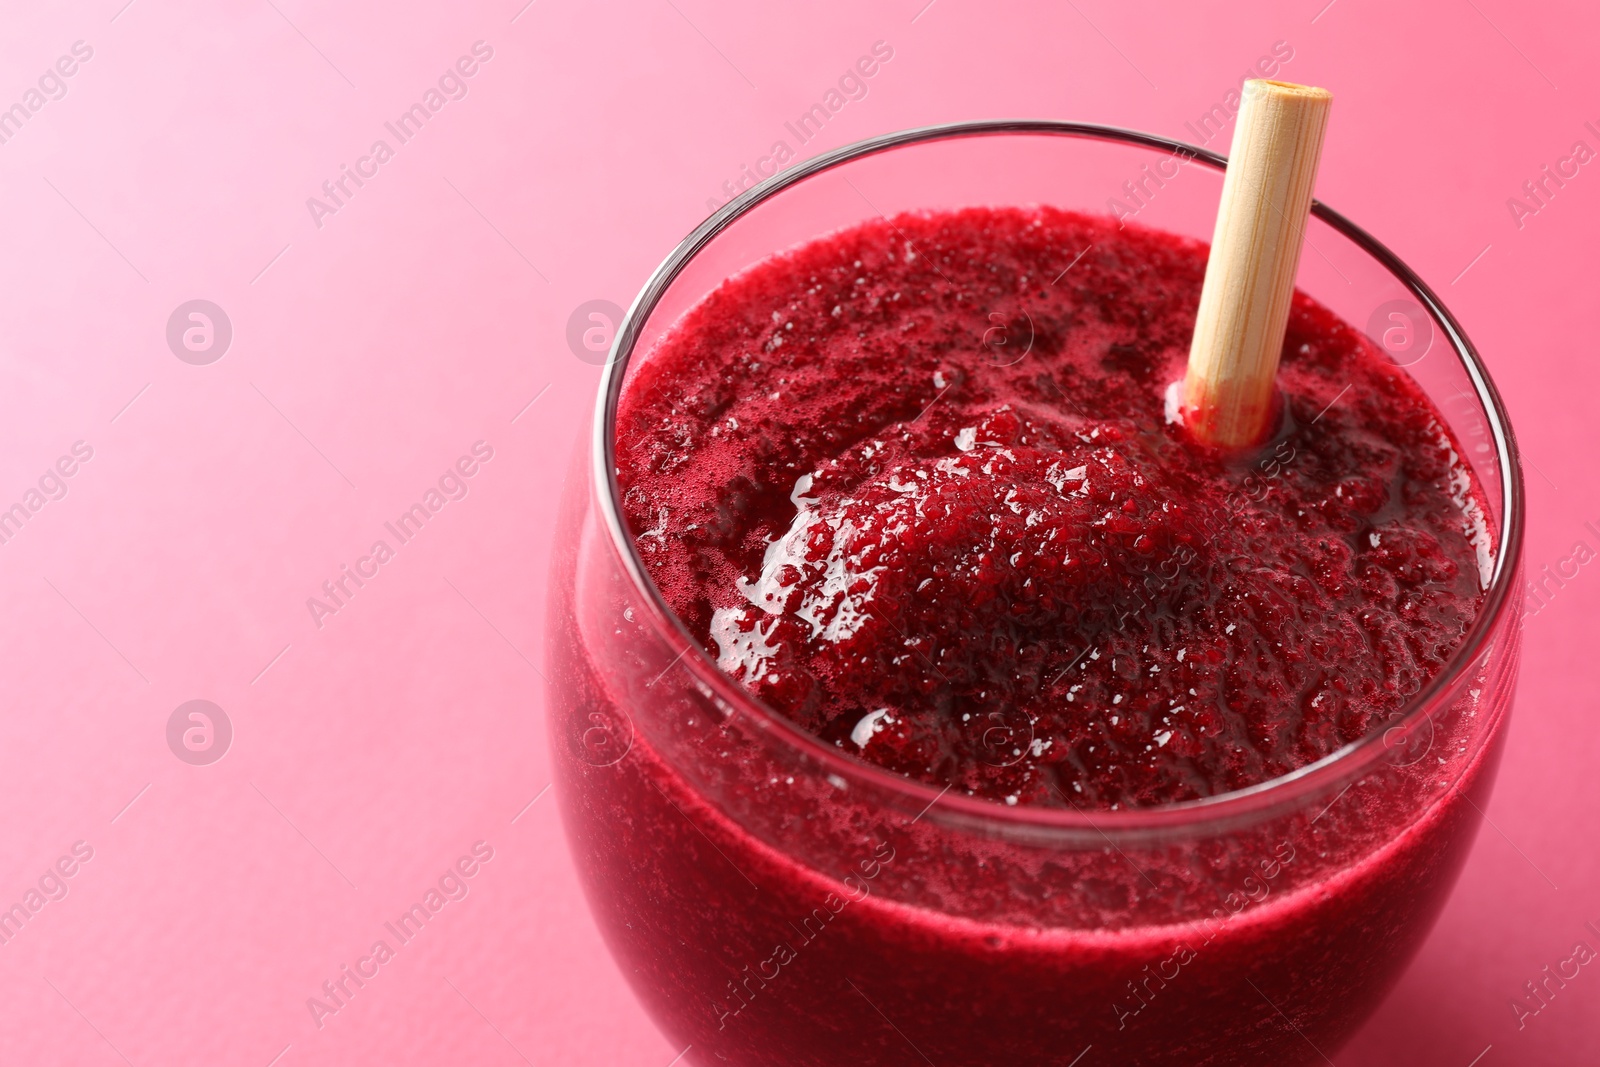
552, 206, 1509, 1066
616, 206, 1491, 810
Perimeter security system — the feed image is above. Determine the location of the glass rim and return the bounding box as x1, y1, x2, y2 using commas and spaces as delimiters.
589, 119, 1526, 834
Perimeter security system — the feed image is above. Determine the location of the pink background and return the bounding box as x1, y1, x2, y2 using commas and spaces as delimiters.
0, 0, 1592, 1063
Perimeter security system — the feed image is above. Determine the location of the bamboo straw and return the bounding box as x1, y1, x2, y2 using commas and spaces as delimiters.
1182, 80, 1333, 449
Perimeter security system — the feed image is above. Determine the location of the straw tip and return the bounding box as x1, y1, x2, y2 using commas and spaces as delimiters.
1245, 79, 1333, 103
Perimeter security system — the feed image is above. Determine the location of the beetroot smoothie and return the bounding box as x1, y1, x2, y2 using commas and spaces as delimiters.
550, 206, 1511, 1065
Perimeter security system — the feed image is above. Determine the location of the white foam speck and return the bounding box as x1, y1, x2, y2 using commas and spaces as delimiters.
852, 709, 890, 748
1163, 381, 1185, 425
1433, 422, 1494, 589
710, 606, 781, 683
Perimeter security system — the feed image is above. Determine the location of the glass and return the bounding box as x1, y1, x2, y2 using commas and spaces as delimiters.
546, 122, 1525, 1067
